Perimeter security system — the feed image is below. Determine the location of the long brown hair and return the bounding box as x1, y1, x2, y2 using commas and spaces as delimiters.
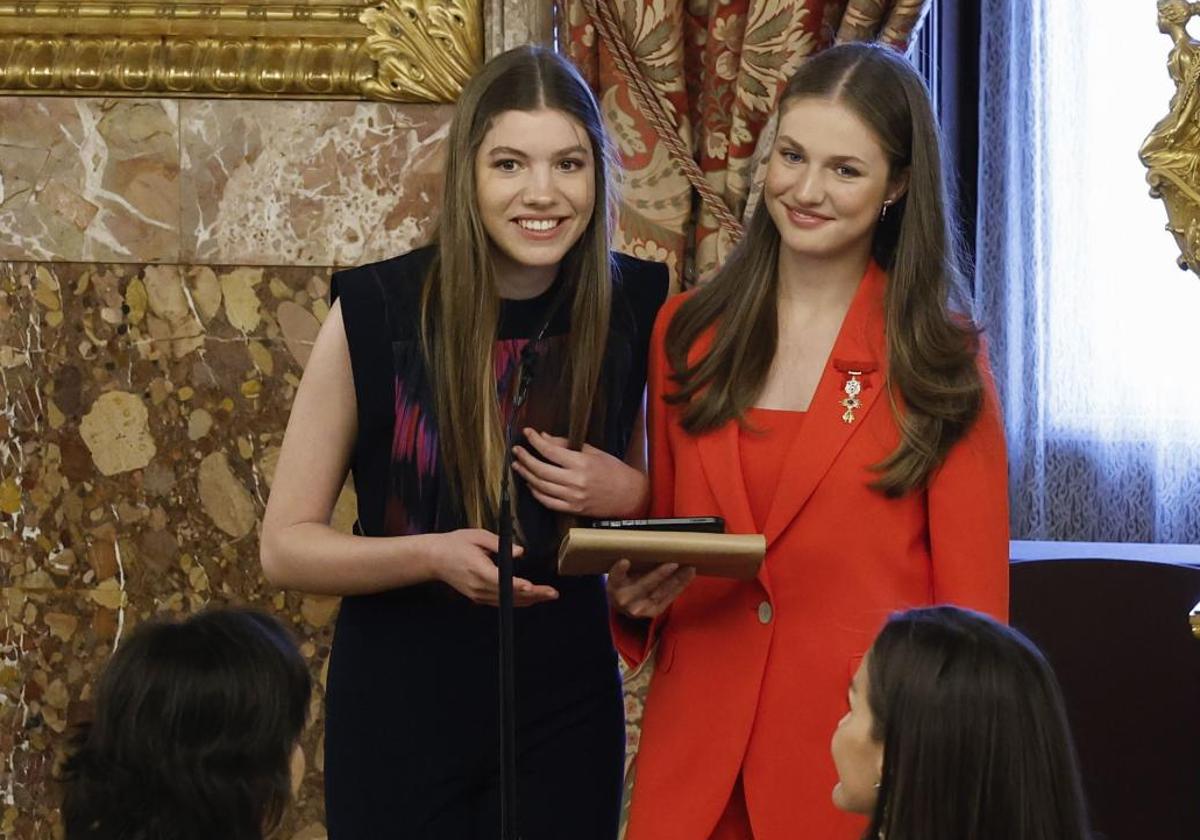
664, 42, 982, 496
421, 46, 615, 528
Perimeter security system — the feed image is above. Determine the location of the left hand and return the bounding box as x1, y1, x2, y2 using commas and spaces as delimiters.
606, 559, 695, 619
511, 428, 648, 518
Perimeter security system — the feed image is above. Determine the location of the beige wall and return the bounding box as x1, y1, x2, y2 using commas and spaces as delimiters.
0, 95, 452, 838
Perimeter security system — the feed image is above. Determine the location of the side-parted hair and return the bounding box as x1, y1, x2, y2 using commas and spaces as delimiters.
60, 608, 312, 840
664, 43, 982, 495
422, 45, 615, 528
866, 606, 1091, 840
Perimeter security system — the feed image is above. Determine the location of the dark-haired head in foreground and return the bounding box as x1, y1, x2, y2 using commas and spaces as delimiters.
60, 608, 312, 840
831, 605, 1091, 840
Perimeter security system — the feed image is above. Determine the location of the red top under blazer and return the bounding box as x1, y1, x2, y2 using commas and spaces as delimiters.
615, 262, 1010, 840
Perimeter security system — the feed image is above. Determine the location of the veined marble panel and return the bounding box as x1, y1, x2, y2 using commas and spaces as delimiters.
0, 99, 181, 264
181, 101, 451, 267
1, 586, 119, 839
0, 260, 359, 590
0, 98, 451, 270
0, 259, 352, 837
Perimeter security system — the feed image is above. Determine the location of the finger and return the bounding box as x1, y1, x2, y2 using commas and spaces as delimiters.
467, 581, 502, 606
463, 529, 524, 557
512, 444, 577, 485
625, 598, 666, 619
625, 564, 683, 605
513, 463, 579, 508
511, 455, 577, 496
514, 584, 559, 605
531, 430, 572, 449
612, 563, 680, 607
606, 558, 632, 584
465, 529, 501, 552
648, 567, 696, 603
471, 575, 551, 606
628, 562, 681, 593
525, 483, 577, 513
482, 591, 557, 608
513, 576, 544, 592
522, 428, 583, 468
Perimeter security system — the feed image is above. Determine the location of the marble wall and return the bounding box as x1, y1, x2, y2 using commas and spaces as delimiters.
0, 96, 452, 838
0, 98, 449, 267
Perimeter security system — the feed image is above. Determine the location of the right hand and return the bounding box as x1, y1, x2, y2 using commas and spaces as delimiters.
423, 529, 558, 607
607, 559, 695, 619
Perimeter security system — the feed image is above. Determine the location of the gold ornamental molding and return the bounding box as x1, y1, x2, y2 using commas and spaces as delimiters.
1141, 0, 1200, 276
0, 0, 482, 100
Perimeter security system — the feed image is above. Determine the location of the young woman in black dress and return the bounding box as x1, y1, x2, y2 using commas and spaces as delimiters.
261, 46, 667, 839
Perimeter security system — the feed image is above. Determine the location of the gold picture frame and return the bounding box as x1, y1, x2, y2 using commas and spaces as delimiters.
0, 0, 482, 100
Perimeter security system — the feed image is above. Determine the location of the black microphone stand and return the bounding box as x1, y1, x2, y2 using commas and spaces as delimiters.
497, 423, 520, 839
494, 277, 569, 840
497, 339, 542, 840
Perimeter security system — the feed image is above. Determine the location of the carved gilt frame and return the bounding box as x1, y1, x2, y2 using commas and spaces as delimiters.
0, 0, 482, 100
1141, 1, 1200, 276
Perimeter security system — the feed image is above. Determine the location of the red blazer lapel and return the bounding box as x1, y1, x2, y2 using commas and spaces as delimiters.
694, 423, 757, 536
694, 421, 769, 595
762, 262, 890, 549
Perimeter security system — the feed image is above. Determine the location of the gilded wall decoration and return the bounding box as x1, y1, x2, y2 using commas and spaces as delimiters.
0, 0, 482, 100
1141, 0, 1200, 276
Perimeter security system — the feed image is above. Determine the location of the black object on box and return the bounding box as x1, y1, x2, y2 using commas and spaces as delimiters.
591, 516, 725, 533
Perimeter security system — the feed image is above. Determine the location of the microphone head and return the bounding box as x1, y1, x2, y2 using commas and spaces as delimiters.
518, 339, 540, 364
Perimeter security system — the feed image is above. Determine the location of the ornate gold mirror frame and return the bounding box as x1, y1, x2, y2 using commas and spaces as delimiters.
0, 0, 481, 100
1141, 0, 1200, 275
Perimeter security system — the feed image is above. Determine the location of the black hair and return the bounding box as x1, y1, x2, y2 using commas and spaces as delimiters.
60, 608, 312, 840
865, 606, 1091, 840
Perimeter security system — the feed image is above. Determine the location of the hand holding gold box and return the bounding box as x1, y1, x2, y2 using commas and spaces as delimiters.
557, 528, 766, 580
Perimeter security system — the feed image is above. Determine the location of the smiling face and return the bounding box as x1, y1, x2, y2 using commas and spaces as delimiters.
764, 96, 905, 264
830, 653, 885, 815
474, 108, 597, 296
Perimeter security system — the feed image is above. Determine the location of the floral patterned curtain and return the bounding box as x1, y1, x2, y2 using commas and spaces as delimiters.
561, 0, 930, 286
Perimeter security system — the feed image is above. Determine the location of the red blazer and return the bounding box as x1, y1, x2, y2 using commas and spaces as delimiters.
616, 263, 1009, 840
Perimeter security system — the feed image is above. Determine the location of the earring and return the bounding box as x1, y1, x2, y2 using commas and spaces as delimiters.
879, 200, 893, 221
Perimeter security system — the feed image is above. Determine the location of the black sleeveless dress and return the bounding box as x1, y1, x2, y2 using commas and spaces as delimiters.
324, 246, 667, 839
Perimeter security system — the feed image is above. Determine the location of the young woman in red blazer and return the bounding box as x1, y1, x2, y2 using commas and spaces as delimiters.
603, 44, 1010, 840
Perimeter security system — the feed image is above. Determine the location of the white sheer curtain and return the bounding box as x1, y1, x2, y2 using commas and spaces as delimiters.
978, 0, 1200, 542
